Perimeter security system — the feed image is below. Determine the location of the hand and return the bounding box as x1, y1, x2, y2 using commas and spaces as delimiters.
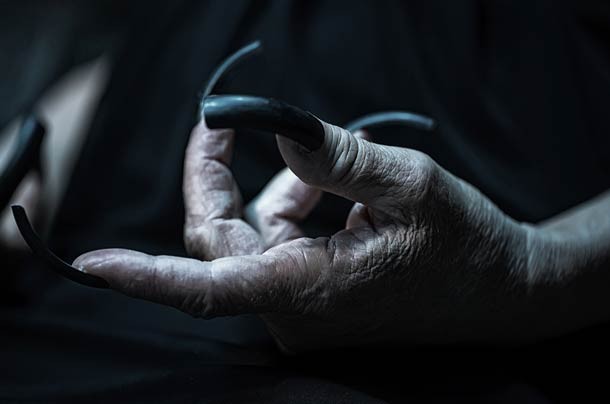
74, 117, 537, 353
181, 121, 324, 259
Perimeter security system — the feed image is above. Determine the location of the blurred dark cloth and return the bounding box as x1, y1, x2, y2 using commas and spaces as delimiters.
2, 1, 610, 402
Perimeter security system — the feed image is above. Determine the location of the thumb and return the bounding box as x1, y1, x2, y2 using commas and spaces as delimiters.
276, 119, 439, 219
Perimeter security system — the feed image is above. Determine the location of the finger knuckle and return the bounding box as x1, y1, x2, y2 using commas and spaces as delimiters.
402, 151, 439, 207
325, 130, 364, 187
304, 126, 362, 187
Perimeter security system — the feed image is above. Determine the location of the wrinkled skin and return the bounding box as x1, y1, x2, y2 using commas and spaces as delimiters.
74, 118, 537, 353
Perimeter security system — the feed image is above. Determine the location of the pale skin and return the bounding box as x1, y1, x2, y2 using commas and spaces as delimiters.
73, 117, 610, 353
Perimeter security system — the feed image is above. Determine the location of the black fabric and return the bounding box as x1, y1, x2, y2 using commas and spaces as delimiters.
2, 1, 610, 402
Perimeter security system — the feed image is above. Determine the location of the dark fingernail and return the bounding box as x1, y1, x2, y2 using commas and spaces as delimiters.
202, 95, 324, 152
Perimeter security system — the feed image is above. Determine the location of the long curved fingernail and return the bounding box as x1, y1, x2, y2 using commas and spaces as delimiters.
11, 205, 109, 289
202, 95, 325, 152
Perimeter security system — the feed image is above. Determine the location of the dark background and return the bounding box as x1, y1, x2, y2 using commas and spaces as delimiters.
1, 1, 609, 402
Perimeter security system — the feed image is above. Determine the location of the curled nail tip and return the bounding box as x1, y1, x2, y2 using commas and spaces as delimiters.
200, 40, 264, 118
198, 41, 323, 150
11, 205, 109, 289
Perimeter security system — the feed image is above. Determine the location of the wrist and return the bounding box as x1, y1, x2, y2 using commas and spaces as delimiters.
525, 222, 593, 285
522, 223, 565, 285
510, 221, 609, 340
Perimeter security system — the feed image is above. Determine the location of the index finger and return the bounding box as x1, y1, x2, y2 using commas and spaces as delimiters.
183, 119, 237, 219
183, 119, 262, 259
